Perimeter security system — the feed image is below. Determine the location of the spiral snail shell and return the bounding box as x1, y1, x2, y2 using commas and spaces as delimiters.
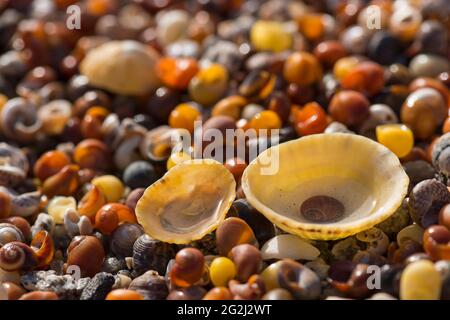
0, 242, 38, 271
110, 223, 144, 258
0, 98, 42, 143
132, 234, 175, 276
0, 223, 25, 247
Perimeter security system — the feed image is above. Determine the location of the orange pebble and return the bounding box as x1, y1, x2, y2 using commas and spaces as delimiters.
95, 203, 137, 234
33, 150, 71, 182
106, 289, 143, 300
19, 291, 59, 300
168, 103, 201, 133
157, 57, 199, 90
294, 102, 328, 136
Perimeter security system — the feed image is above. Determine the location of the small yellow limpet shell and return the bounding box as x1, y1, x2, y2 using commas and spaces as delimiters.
80, 41, 160, 96
242, 133, 409, 240
135, 159, 236, 244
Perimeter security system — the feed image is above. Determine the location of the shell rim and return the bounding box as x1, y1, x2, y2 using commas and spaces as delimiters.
241, 133, 410, 240
135, 158, 236, 244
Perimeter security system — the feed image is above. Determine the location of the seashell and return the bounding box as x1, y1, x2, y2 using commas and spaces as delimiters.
0, 223, 24, 247
230, 244, 262, 282
432, 132, 450, 177
31, 230, 54, 268
33, 150, 71, 182
216, 217, 258, 257
66, 235, 105, 278
324, 122, 353, 134
408, 179, 450, 228
77, 185, 107, 222
132, 234, 175, 276
358, 104, 398, 138
229, 199, 276, 245
109, 223, 144, 258
95, 203, 137, 235
110, 118, 147, 170
170, 248, 205, 288
276, 259, 320, 300
229, 275, 266, 300
106, 289, 143, 300
423, 225, 450, 260
125, 188, 145, 212
41, 164, 80, 198
262, 288, 294, 300
80, 41, 160, 96
0, 242, 38, 271
136, 159, 236, 244
139, 126, 184, 162
0, 187, 40, 218
329, 263, 372, 298
0, 268, 20, 285
19, 291, 59, 300
1, 282, 26, 300
0, 98, 42, 143
203, 287, 233, 300
37, 100, 72, 135
397, 224, 424, 246
400, 260, 441, 300
0, 143, 29, 187
73, 139, 111, 171
167, 286, 207, 300
355, 227, 389, 255
128, 270, 169, 300
47, 196, 77, 224
242, 133, 409, 240
0, 191, 11, 219
63, 208, 93, 238
31, 213, 55, 238
260, 234, 320, 261
388, 238, 423, 264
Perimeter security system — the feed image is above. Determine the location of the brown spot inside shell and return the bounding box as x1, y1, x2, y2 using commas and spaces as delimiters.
300, 195, 345, 222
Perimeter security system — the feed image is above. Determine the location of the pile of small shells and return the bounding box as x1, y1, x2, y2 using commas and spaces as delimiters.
0, 0, 449, 301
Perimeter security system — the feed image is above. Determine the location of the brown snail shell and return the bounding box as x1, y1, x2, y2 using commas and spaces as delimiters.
0, 187, 41, 218
0, 223, 25, 247
0, 242, 38, 271
66, 235, 105, 277
110, 223, 144, 258
1, 217, 31, 242
409, 179, 450, 228
132, 234, 175, 276
128, 270, 169, 300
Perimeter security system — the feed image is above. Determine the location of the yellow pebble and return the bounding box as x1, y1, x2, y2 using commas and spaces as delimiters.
189, 64, 228, 106
249, 110, 282, 131
47, 196, 76, 224
260, 261, 281, 291
91, 175, 125, 203
250, 20, 292, 52
210, 257, 236, 287
400, 260, 441, 300
167, 151, 192, 171
376, 124, 414, 158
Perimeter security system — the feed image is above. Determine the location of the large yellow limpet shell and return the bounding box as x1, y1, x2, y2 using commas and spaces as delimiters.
80, 40, 160, 96
242, 133, 409, 240
135, 159, 236, 244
